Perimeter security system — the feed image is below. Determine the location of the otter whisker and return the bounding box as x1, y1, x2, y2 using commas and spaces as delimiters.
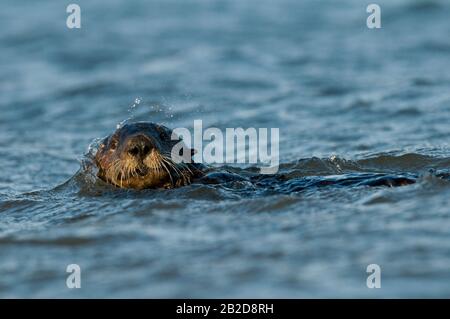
161, 156, 191, 186
109, 159, 123, 186
162, 152, 192, 174
159, 158, 174, 185
95, 122, 198, 189
161, 154, 188, 178
161, 156, 180, 177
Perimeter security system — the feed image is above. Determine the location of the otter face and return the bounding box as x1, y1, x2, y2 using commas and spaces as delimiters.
95, 122, 195, 189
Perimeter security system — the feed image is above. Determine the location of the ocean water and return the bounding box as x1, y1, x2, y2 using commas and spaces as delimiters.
1, 0, 450, 297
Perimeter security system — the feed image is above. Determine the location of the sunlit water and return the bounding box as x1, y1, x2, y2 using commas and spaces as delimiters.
1, 0, 450, 297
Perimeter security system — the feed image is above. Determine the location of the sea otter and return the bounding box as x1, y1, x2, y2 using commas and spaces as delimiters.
95, 122, 202, 189
94, 122, 418, 190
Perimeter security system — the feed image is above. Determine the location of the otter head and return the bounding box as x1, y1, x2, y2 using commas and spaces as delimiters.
95, 122, 196, 189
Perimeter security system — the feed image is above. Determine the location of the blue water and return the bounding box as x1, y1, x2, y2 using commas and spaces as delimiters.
1, 0, 450, 297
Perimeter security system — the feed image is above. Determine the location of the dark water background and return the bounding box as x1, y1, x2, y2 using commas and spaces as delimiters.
1, 0, 450, 297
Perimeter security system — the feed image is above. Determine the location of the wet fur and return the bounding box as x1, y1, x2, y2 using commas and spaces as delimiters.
95, 122, 200, 189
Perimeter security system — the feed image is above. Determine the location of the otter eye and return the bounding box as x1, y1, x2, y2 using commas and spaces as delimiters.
110, 139, 118, 150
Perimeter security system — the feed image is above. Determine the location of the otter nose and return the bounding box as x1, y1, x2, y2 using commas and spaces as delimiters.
127, 135, 153, 158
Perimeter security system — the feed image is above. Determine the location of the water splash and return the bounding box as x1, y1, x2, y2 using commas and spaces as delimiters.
115, 97, 177, 129
116, 97, 143, 129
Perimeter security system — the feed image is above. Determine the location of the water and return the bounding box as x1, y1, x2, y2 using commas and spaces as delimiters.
1, 0, 450, 297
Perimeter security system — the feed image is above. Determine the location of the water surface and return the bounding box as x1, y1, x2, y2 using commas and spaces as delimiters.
1, 0, 450, 297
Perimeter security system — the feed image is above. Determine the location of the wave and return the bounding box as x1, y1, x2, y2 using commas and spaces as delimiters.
34, 152, 450, 199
